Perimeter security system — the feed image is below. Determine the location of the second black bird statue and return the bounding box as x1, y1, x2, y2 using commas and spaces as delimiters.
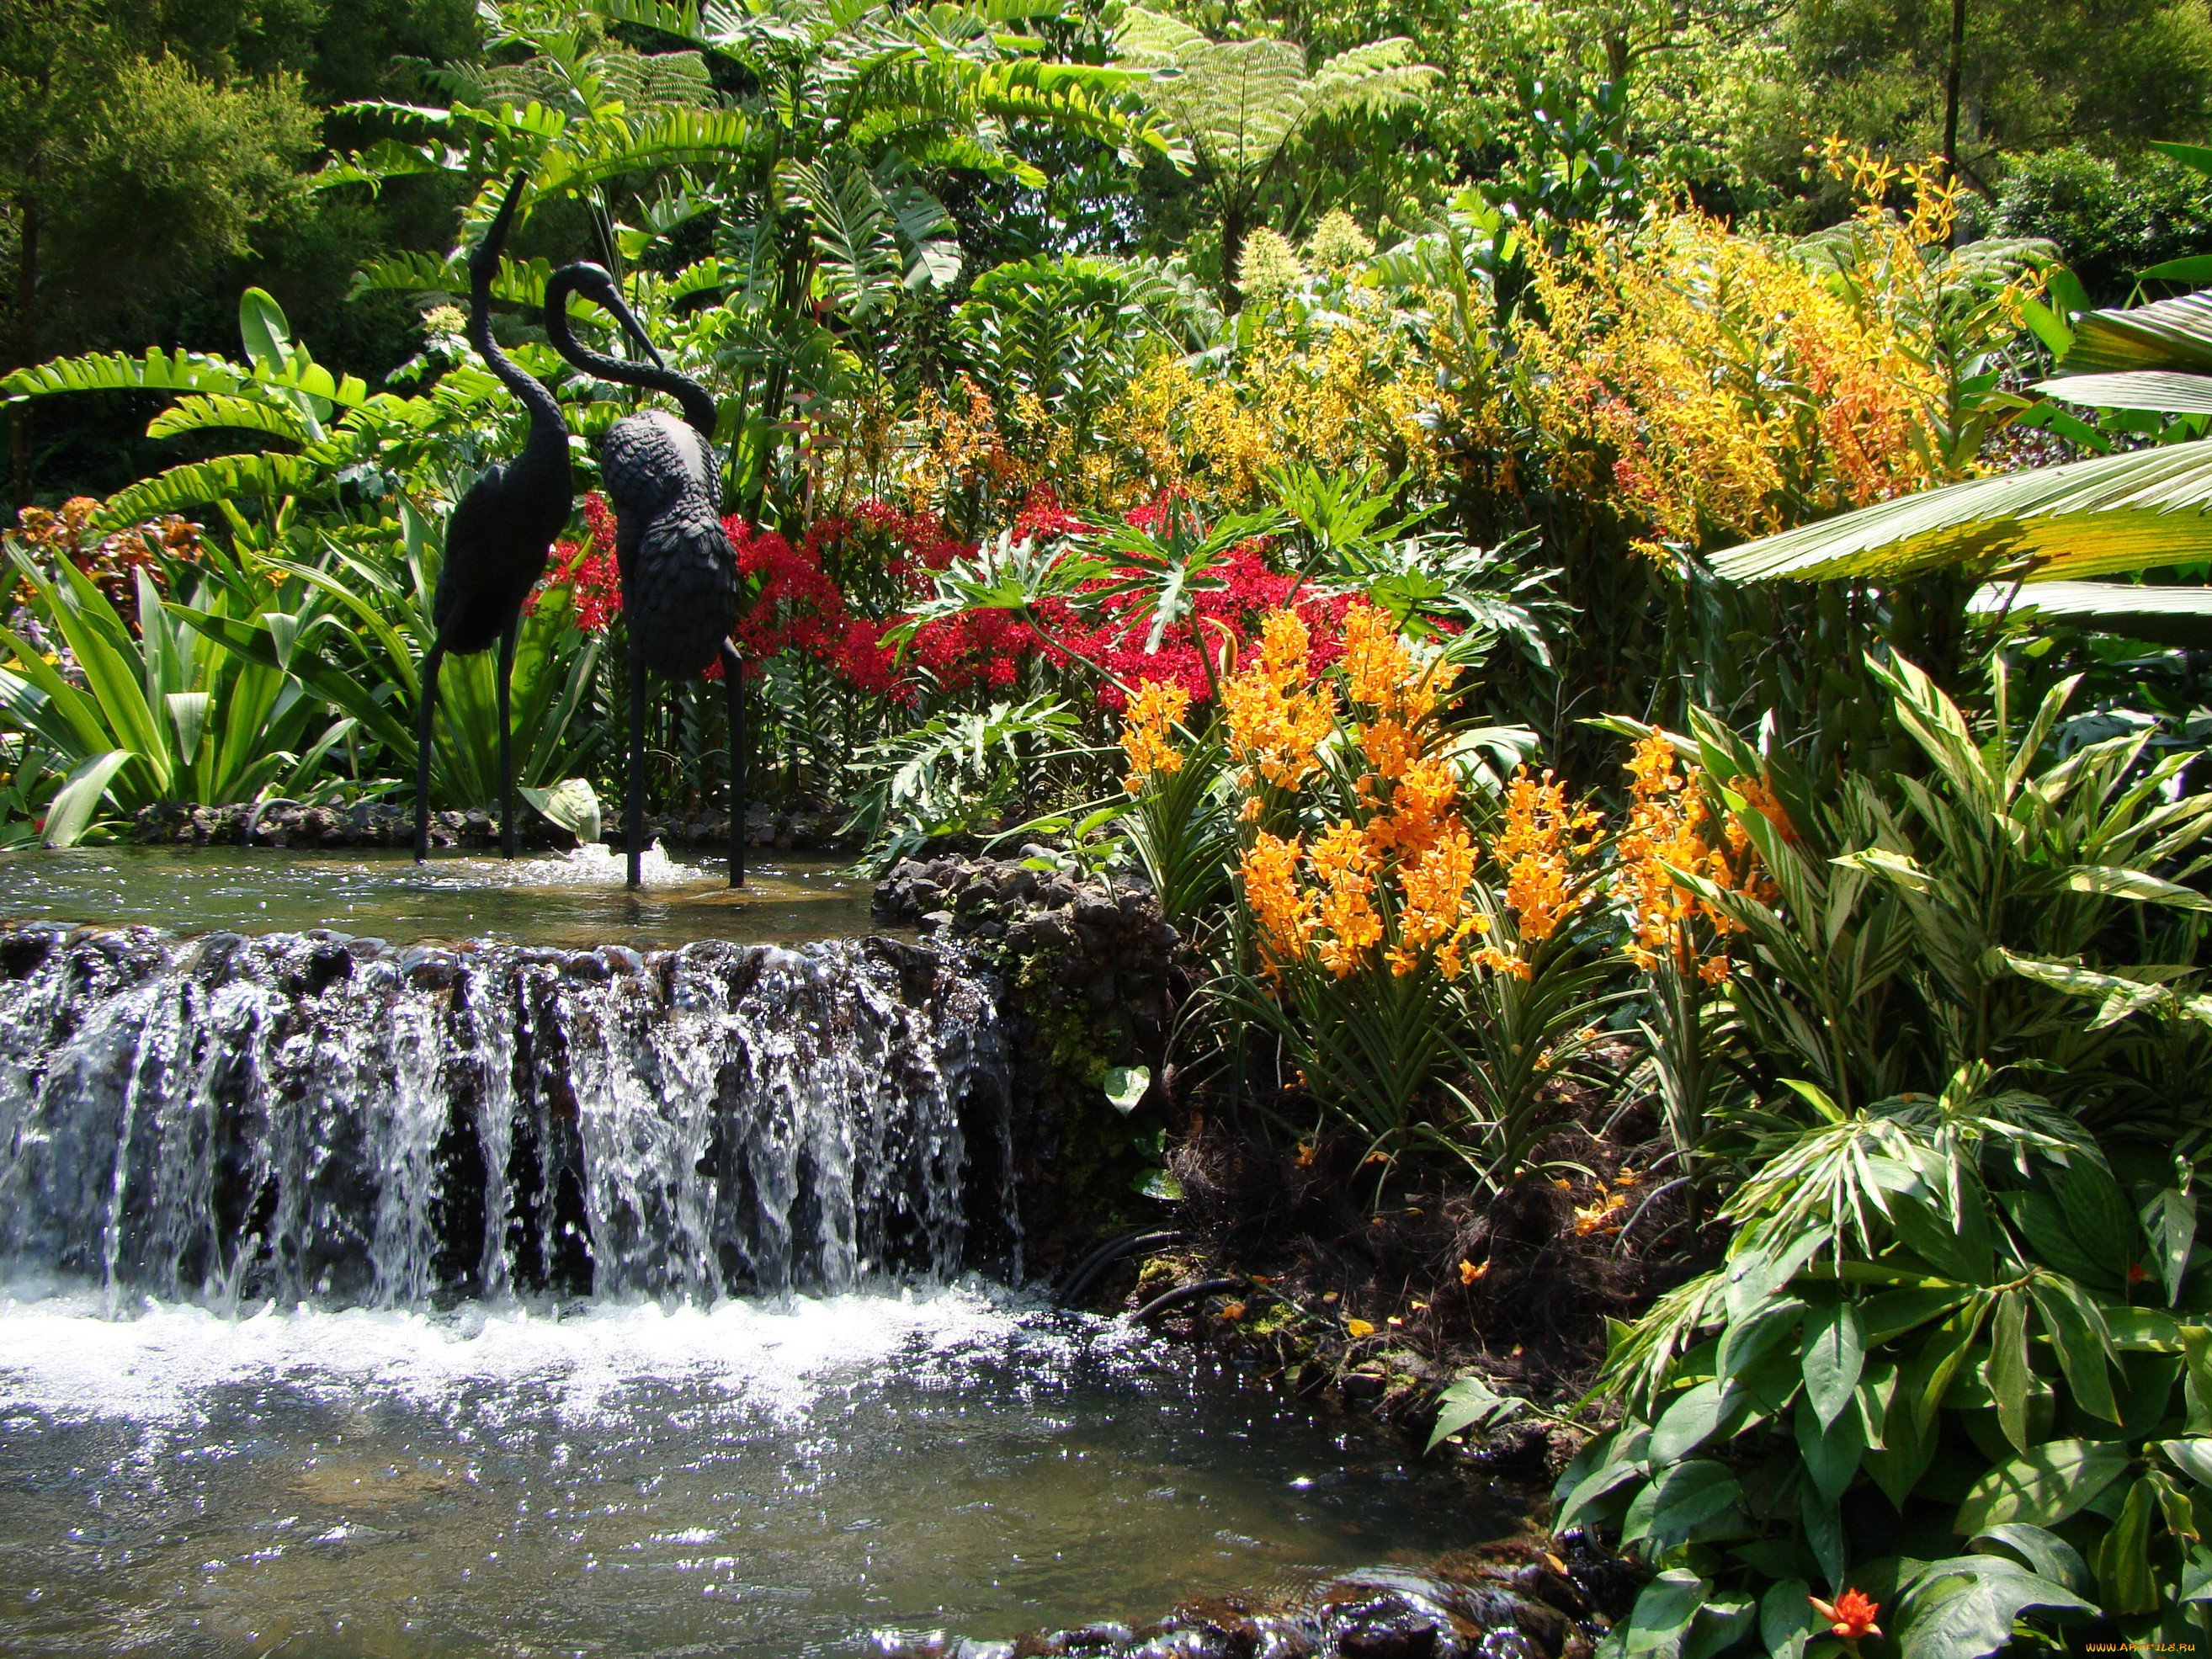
543, 261, 744, 890
414, 175, 574, 864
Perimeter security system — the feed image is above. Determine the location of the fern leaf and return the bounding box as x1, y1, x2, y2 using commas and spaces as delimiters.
3, 348, 247, 403
145, 396, 312, 444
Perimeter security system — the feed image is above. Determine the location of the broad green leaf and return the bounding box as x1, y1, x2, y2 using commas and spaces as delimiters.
1622, 1459, 1741, 1552
2062, 287, 2212, 375
1802, 1300, 1866, 1428
2000, 1190, 2119, 1289
2066, 863, 2212, 912
2142, 1187, 2199, 1306
1757, 1577, 1814, 1659
519, 778, 602, 843
1426, 1374, 1525, 1451
1678, 1597, 1754, 1659
1555, 1449, 1649, 1533
2093, 1475, 2160, 1615
1970, 579, 2212, 649
1800, 1479, 1845, 1590
1896, 1556, 2093, 1659
1130, 1168, 1182, 1201
1718, 1295, 1805, 1380
1954, 1438, 2130, 1533
1619, 1569, 1704, 1656
237, 287, 295, 375
2028, 1277, 2121, 1422
1795, 1390, 1865, 1503
2186, 1326, 2212, 1433
1988, 1289, 2034, 1454
1709, 440, 2212, 586
41, 750, 133, 848
1917, 1292, 1994, 1433
1649, 1376, 1748, 1463
1970, 1523, 2090, 1595
1102, 1065, 1151, 1113
2161, 1436, 2212, 1488
2034, 370, 2212, 413
2052, 1158, 2140, 1284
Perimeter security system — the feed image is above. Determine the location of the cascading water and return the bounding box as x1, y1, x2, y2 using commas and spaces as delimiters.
0, 923, 1011, 1308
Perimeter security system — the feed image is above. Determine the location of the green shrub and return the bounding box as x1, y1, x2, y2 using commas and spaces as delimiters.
1993, 147, 2212, 304
1571, 657, 2212, 1655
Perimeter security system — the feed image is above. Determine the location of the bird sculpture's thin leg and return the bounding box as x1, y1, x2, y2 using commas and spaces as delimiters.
721, 643, 746, 889
626, 648, 647, 891
497, 619, 518, 860
414, 637, 448, 864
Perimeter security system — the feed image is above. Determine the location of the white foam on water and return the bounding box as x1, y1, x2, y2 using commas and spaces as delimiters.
490, 843, 708, 890
0, 1277, 1102, 1430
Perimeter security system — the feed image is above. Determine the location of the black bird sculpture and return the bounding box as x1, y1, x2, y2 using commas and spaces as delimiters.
542, 261, 745, 890
414, 175, 575, 864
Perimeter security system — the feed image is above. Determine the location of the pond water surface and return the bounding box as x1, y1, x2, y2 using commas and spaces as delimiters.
0, 1280, 1505, 1658
0, 845, 878, 949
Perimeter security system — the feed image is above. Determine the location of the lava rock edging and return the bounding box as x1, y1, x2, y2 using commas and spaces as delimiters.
869, 1550, 1614, 1659
875, 853, 1185, 1268
129, 799, 857, 853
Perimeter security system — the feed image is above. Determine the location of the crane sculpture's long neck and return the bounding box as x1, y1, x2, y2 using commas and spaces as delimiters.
469, 180, 566, 465
544, 268, 719, 439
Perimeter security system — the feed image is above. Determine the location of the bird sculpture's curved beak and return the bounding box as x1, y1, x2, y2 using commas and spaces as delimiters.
603, 290, 668, 370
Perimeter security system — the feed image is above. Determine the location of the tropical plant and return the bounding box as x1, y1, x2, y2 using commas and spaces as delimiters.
844, 695, 1086, 869
1114, 8, 1438, 305
1562, 654, 2212, 1654
0, 544, 359, 843
1710, 269, 2212, 601
1198, 602, 1582, 1183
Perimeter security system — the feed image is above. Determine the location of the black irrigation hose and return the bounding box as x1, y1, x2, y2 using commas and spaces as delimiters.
1055, 1229, 1184, 1307
1129, 1276, 1244, 1324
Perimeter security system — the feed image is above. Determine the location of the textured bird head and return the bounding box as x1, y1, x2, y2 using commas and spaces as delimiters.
471, 174, 529, 286
563, 263, 667, 369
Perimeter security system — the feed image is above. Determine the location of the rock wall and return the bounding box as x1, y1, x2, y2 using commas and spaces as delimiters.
874, 853, 1186, 1272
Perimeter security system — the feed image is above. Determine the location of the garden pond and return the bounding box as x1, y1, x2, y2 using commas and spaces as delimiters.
0, 844, 880, 949
0, 854, 1529, 1659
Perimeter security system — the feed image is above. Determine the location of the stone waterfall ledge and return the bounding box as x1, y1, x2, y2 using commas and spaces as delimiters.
130, 799, 857, 853
874, 854, 1185, 1270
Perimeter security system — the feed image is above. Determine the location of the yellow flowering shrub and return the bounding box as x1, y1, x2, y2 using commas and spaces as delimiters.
1119, 681, 1191, 795
1512, 153, 2029, 568
1099, 292, 1439, 504
1209, 602, 1623, 1184
1226, 603, 1599, 988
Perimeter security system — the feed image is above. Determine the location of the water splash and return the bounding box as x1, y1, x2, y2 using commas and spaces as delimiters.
0, 926, 1008, 1308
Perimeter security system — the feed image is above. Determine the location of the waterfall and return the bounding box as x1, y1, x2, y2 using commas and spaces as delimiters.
0, 925, 1008, 1308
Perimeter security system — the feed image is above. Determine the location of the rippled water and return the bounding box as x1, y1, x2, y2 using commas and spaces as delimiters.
0, 846, 880, 949
0, 1280, 1503, 1657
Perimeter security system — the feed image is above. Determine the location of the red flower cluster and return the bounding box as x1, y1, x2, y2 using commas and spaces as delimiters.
529, 482, 1340, 709
1035, 539, 1350, 711
531, 492, 623, 632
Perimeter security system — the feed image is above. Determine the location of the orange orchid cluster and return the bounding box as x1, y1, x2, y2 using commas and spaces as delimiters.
1238, 606, 1583, 986
1484, 768, 1605, 976
1119, 680, 1191, 795
1614, 734, 1776, 982
1220, 610, 1333, 808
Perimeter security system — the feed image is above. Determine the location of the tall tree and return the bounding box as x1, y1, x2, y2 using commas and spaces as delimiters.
0, 0, 316, 503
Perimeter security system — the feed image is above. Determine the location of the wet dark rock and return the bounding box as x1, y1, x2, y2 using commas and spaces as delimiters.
871, 853, 1188, 1268
879, 1559, 1596, 1659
